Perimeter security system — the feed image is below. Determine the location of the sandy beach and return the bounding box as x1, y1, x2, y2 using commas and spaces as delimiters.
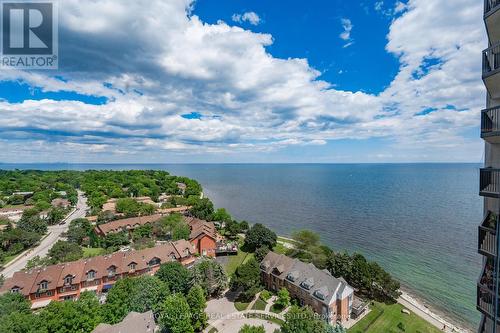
398, 289, 472, 333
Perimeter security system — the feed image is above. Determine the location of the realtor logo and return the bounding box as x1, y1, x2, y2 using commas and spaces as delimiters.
0, 1, 58, 69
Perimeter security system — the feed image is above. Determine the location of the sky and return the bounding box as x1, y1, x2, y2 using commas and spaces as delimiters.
0, 0, 487, 163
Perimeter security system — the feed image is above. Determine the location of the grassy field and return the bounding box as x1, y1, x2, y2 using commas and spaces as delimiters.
348, 302, 441, 333
252, 298, 267, 311
82, 247, 105, 258
234, 300, 250, 311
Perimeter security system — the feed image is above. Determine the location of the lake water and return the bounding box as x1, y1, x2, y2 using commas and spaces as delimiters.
0, 163, 482, 329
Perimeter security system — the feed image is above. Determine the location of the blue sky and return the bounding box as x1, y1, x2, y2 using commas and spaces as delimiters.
0, 0, 486, 163
194, 0, 400, 94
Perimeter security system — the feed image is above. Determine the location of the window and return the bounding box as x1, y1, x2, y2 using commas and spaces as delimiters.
87, 270, 96, 280
170, 252, 176, 260
149, 257, 160, 266
108, 266, 116, 276
129, 262, 136, 271
11, 287, 20, 293
39, 281, 48, 290
64, 275, 73, 285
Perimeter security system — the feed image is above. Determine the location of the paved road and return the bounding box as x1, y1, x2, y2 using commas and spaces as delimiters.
0, 191, 88, 278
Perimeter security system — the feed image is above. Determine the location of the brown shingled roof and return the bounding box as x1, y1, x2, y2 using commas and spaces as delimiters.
30, 265, 63, 294
95, 214, 163, 235
0, 240, 195, 295
185, 217, 217, 240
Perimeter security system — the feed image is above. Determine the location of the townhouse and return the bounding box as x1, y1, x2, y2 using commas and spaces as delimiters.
0, 240, 195, 309
185, 217, 219, 258
260, 251, 354, 325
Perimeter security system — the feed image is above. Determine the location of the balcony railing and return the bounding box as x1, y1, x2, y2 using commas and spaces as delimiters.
485, 0, 500, 16
483, 43, 500, 78
478, 283, 496, 317
480, 212, 498, 257
482, 106, 500, 138
480, 169, 500, 197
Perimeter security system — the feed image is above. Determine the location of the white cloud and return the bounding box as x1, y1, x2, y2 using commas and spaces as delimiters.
0, 0, 486, 163
232, 11, 261, 25
339, 18, 354, 48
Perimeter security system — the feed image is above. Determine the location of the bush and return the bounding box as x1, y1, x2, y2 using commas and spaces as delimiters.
397, 322, 405, 331
260, 290, 272, 301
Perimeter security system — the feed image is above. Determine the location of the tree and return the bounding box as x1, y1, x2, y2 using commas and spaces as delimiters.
17, 209, 47, 235
186, 284, 208, 331
191, 258, 228, 297
155, 261, 192, 294
39, 291, 102, 333
275, 288, 291, 309
292, 230, 320, 251
281, 306, 325, 333
0, 312, 46, 333
231, 257, 262, 301
132, 224, 153, 240
102, 278, 136, 324
67, 218, 92, 245
0, 293, 31, 317
172, 222, 190, 241
254, 246, 270, 263
129, 276, 169, 314
48, 240, 83, 264
211, 208, 231, 222
188, 197, 214, 220
158, 294, 194, 333
244, 223, 277, 251
103, 231, 129, 249
239, 325, 266, 333
46, 208, 65, 226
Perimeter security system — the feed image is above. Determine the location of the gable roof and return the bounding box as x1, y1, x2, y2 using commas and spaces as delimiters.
0, 240, 194, 295
92, 311, 156, 333
95, 214, 163, 235
185, 217, 217, 240
261, 252, 354, 305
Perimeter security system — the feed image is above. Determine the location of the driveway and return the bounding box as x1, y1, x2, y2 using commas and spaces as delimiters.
0, 191, 88, 278
206, 290, 282, 333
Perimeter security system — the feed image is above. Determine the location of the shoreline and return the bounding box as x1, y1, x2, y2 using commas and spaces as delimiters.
398, 288, 472, 333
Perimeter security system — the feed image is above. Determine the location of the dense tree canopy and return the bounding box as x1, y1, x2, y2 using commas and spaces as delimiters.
66, 218, 92, 245
48, 240, 83, 264
231, 257, 262, 301
158, 294, 194, 333
244, 223, 277, 251
280, 306, 325, 333
186, 284, 208, 331
239, 325, 266, 333
191, 258, 228, 297
155, 261, 192, 294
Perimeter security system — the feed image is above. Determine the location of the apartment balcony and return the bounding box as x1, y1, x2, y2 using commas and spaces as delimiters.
482, 106, 500, 142
480, 315, 500, 333
478, 282, 496, 318
485, 0, 500, 43
479, 212, 498, 257
480, 168, 500, 198
483, 42, 500, 99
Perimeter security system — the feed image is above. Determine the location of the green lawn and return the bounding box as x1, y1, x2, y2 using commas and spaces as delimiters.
252, 298, 267, 311
234, 301, 250, 311
82, 247, 105, 258
225, 249, 250, 275
273, 242, 288, 255
348, 302, 442, 333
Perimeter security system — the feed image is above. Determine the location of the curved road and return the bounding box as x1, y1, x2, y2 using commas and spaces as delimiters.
0, 190, 88, 278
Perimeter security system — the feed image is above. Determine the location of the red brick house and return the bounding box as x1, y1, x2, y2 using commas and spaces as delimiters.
0, 240, 195, 309
185, 217, 218, 257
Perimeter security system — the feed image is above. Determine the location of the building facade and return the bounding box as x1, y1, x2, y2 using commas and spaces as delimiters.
260, 252, 354, 325
479, 1, 500, 331
0, 240, 195, 309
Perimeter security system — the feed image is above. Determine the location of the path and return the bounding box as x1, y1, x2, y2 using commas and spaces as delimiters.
0, 190, 88, 278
